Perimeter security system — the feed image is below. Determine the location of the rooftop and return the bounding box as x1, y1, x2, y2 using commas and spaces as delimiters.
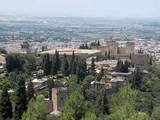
110, 77, 125, 82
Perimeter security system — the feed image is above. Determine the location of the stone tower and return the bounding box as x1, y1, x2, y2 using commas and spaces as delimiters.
52, 87, 68, 111
126, 42, 135, 54
106, 41, 118, 55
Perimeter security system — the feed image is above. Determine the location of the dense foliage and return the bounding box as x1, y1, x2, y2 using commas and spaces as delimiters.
1, 52, 160, 120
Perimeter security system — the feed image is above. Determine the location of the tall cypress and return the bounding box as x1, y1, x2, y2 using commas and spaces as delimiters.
133, 68, 142, 89
123, 60, 129, 73
0, 88, 13, 120
108, 51, 111, 59
97, 40, 100, 46
103, 91, 110, 114
76, 60, 87, 83
149, 56, 153, 65
90, 58, 96, 76
51, 50, 61, 75
50, 56, 56, 75
42, 54, 51, 75
76, 62, 81, 84
70, 51, 77, 74
14, 74, 27, 120
27, 79, 35, 102
62, 54, 69, 76
48, 77, 54, 100
55, 50, 61, 71
81, 60, 87, 79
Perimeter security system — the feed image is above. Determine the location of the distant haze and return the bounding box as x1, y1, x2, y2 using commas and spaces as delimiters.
0, 0, 160, 18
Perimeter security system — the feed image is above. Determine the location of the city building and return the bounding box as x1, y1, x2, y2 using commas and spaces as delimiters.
126, 42, 135, 54
131, 53, 149, 71
95, 41, 135, 55
32, 77, 48, 90
91, 76, 125, 92
87, 59, 118, 73
106, 41, 118, 55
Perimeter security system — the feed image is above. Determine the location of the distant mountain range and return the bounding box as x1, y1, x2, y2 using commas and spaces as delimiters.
0, 14, 44, 21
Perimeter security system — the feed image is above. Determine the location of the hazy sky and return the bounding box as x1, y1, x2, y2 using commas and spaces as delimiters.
0, 0, 160, 18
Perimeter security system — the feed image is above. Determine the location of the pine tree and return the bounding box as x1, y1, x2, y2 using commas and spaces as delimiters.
22, 95, 48, 120
62, 54, 69, 76
0, 88, 13, 120
14, 74, 27, 120
61, 90, 86, 120
82, 112, 97, 120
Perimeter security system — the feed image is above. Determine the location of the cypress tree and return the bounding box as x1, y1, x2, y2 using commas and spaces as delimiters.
14, 74, 27, 120
149, 56, 153, 65
129, 53, 132, 59
0, 88, 13, 120
90, 58, 96, 76
103, 91, 110, 114
76, 62, 81, 84
123, 60, 129, 73
116, 59, 123, 72
51, 50, 61, 75
62, 54, 69, 76
81, 60, 87, 79
133, 68, 142, 89
55, 50, 61, 71
27, 79, 35, 102
42, 54, 51, 75
21, 95, 48, 120
85, 43, 88, 49
76, 60, 87, 83
70, 51, 77, 74
108, 51, 111, 59
48, 77, 54, 100
50, 58, 56, 75
97, 40, 100, 46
